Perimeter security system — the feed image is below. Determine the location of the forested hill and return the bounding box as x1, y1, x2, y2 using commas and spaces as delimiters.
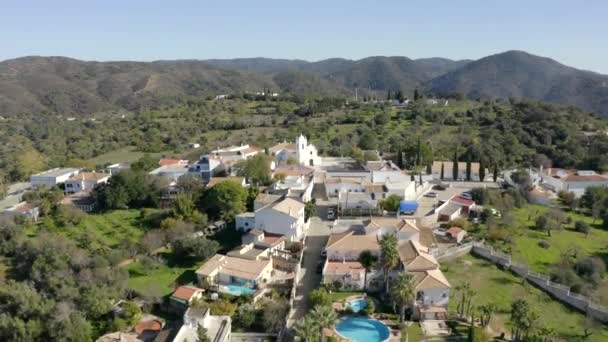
2, 51, 608, 116
426, 51, 608, 116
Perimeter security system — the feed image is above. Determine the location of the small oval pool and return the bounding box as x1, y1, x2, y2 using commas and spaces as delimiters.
335, 316, 390, 342
347, 297, 368, 313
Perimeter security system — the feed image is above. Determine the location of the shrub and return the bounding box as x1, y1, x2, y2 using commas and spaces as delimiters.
575, 221, 590, 236
308, 288, 332, 308
286, 241, 303, 253
538, 240, 551, 249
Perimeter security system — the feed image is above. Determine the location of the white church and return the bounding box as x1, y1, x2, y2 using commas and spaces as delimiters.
296, 134, 321, 166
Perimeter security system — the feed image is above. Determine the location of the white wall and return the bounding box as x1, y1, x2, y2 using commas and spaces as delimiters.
255, 208, 304, 240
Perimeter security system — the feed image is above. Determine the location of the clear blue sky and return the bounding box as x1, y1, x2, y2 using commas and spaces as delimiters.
3, 0, 608, 73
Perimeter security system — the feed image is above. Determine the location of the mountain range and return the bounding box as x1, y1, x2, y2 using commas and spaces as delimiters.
1, 50, 608, 116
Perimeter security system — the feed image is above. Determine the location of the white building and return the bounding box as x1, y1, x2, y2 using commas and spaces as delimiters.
30, 168, 81, 188
541, 168, 608, 197
149, 164, 189, 182
255, 197, 308, 240
3, 202, 40, 221
64, 172, 111, 194
173, 307, 231, 342
295, 135, 321, 166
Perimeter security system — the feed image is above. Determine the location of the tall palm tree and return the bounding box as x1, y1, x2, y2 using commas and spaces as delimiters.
358, 250, 377, 291
294, 316, 320, 342
380, 233, 400, 293
390, 272, 417, 322
311, 305, 338, 342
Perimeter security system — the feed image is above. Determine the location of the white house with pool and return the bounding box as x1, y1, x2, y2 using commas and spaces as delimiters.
195, 254, 273, 296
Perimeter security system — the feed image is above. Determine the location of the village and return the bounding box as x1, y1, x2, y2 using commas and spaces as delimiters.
3, 132, 608, 342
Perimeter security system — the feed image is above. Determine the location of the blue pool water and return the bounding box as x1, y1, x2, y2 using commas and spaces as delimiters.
336, 316, 390, 342
348, 298, 368, 313
223, 284, 255, 296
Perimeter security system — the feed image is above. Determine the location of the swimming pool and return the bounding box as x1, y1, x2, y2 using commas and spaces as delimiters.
222, 284, 255, 296
348, 298, 368, 313
335, 316, 390, 342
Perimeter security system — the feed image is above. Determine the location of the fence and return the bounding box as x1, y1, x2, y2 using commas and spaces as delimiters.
278, 235, 307, 342
466, 243, 608, 323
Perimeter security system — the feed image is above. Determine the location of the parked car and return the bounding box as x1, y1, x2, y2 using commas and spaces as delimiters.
425, 192, 437, 198
461, 192, 473, 200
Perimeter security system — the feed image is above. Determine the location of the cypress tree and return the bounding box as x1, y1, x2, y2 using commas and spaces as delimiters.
493, 163, 499, 182
387, 90, 392, 101
479, 158, 486, 182
452, 148, 459, 180
440, 162, 445, 180
465, 151, 472, 181
414, 88, 420, 101
426, 163, 432, 175
419, 172, 423, 185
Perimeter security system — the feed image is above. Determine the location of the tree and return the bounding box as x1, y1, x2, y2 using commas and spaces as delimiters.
172, 193, 197, 220
396, 90, 405, 103
263, 298, 290, 333
440, 162, 445, 180
358, 250, 377, 291
304, 201, 316, 222
309, 288, 332, 308
0, 176, 7, 200
234, 304, 256, 329
199, 180, 247, 220
478, 159, 486, 182
387, 90, 392, 101
535, 215, 553, 236
177, 175, 205, 193
575, 221, 591, 237
172, 237, 219, 261
452, 148, 459, 180
236, 154, 272, 185
379, 194, 402, 212
510, 299, 537, 342
207, 299, 237, 316
414, 88, 420, 101
295, 315, 320, 342
493, 163, 499, 183
380, 233, 399, 293
310, 305, 337, 342
390, 272, 416, 322
465, 151, 472, 181
197, 324, 211, 342
16, 146, 46, 179
478, 303, 497, 327
131, 154, 159, 172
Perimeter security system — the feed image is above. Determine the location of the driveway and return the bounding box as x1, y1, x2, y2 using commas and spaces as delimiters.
287, 215, 331, 328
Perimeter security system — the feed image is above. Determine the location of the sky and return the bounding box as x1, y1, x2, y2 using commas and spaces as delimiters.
2, 0, 608, 73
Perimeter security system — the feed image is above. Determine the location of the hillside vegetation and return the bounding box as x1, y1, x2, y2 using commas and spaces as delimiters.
2, 50, 608, 117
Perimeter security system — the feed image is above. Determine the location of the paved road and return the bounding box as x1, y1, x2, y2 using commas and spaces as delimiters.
0, 182, 32, 211
287, 216, 331, 328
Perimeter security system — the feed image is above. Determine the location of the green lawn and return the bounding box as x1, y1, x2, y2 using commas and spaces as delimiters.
127, 258, 201, 297
328, 291, 362, 302
443, 255, 608, 341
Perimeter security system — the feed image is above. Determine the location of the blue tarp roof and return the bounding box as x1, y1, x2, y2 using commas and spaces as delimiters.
399, 200, 419, 213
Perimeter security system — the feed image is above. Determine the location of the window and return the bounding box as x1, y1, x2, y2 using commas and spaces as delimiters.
442, 293, 447, 298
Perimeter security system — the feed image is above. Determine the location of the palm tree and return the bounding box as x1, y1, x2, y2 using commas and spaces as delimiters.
294, 316, 320, 342
358, 250, 377, 291
390, 272, 417, 322
311, 305, 337, 342
380, 233, 400, 293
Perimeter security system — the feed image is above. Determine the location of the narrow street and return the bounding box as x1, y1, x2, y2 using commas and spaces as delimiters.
286, 214, 331, 328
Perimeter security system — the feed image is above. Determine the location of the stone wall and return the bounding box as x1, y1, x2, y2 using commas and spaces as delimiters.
469, 244, 608, 323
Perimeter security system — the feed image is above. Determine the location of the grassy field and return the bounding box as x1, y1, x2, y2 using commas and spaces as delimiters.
66, 209, 147, 250
443, 254, 608, 341
127, 257, 201, 297
507, 204, 608, 273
